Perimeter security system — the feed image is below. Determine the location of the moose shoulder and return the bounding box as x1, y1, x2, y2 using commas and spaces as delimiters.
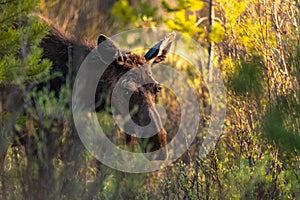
41, 27, 176, 160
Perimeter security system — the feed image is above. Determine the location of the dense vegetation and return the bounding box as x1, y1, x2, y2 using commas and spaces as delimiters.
0, 0, 299, 199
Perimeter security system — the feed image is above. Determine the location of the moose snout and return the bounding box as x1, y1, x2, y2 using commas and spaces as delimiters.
135, 105, 165, 137
135, 106, 168, 160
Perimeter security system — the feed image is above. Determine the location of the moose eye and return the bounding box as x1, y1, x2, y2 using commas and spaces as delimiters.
154, 84, 162, 94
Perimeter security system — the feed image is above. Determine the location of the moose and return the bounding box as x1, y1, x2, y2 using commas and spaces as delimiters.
0, 23, 176, 176
38, 24, 176, 160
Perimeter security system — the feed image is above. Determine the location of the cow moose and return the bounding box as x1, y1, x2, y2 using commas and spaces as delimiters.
39, 23, 176, 160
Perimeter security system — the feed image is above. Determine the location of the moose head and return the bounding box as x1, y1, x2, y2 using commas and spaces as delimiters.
95, 32, 176, 160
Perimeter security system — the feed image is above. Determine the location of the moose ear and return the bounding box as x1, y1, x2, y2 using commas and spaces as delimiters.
97, 34, 107, 45
97, 34, 118, 47
97, 34, 119, 62
144, 31, 176, 63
